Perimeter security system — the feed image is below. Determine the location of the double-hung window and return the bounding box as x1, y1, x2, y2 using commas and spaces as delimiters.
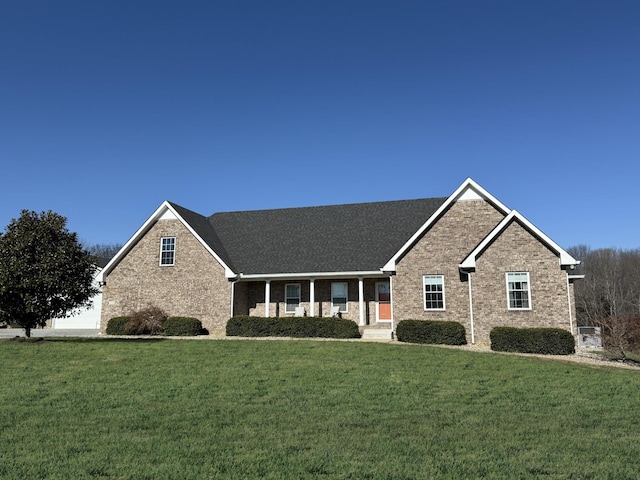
285, 283, 301, 313
331, 282, 348, 312
160, 237, 175, 266
423, 275, 445, 310
507, 272, 531, 309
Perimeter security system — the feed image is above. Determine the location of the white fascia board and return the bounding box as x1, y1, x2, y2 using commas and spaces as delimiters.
99, 201, 173, 281
237, 271, 386, 282
99, 201, 236, 281
459, 210, 580, 270
382, 178, 511, 272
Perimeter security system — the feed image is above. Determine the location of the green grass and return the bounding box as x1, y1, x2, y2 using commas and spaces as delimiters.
1, 338, 639, 479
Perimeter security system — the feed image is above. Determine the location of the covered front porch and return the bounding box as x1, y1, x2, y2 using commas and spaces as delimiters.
231, 274, 395, 329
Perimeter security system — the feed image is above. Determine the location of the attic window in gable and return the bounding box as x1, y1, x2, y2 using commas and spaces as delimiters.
160, 237, 175, 266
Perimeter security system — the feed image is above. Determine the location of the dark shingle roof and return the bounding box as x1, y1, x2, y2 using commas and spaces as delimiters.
201, 197, 448, 275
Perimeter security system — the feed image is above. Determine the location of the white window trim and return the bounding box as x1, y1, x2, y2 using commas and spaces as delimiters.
506, 272, 532, 310
331, 282, 349, 313
285, 283, 301, 314
159, 237, 176, 266
423, 274, 446, 311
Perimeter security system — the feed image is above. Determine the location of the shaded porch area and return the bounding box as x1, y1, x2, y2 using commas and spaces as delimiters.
232, 276, 394, 328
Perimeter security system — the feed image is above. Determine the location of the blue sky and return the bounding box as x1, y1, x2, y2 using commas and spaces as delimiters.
1, 1, 639, 251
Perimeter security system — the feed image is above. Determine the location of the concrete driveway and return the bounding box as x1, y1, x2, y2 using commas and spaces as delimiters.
0, 328, 100, 338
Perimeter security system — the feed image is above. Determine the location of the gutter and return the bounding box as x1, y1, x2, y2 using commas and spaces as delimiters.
235, 270, 386, 281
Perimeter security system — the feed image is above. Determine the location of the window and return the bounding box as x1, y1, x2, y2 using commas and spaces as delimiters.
331, 282, 348, 312
285, 283, 301, 313
507, 272, 531, 309
160, 237, 175, 266
423, 275, 445, 310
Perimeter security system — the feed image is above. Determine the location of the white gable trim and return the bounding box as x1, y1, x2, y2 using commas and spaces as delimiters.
98, 201, 236, 282
459, 210, 580, 271
382, 178, 511, 272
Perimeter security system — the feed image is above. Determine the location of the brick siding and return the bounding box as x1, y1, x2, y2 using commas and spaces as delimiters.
393, 199, 573, 345
470, 220, 574, 344
393, 199, 504, 338
100, 219, 231, 336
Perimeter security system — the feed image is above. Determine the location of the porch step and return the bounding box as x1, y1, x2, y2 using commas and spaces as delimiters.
361, 328, 394, 341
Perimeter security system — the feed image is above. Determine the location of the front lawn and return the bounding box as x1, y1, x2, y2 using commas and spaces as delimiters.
0, 338, 639, 479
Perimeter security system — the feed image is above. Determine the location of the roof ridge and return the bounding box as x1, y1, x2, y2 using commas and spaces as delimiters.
207, 196, 449, 218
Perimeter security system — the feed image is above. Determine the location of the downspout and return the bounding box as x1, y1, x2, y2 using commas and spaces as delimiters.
465, 270, 475, 345
566, 272, 574, 335
230, 273, 242, 318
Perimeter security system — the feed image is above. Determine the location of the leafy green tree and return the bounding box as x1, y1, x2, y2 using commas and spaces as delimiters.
0, 210, 99, 337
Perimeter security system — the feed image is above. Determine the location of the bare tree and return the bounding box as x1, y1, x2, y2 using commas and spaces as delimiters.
568, 245, 640, 355
86, 243, 123, 267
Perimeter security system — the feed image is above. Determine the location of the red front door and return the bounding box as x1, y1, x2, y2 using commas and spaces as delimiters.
376, 281, 392, 322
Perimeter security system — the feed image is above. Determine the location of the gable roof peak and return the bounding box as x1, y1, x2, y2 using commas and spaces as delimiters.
98, 200, 236, 282
459, 209, 580, 270
452, 178, 510, 212
381, 178, 511, 272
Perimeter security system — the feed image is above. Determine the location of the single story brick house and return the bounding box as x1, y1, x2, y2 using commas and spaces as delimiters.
98, 178, 581, 344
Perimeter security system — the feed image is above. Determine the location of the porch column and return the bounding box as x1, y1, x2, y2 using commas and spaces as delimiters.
358, 277, 365, 326
309, 279, 315, 317
389, 276, 394, 332
265, 280, 271, 317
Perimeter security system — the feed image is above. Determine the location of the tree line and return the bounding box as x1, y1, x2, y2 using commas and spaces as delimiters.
568, 245, 640, 355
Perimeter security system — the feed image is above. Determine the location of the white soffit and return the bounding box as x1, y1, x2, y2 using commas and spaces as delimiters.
457, 187, 484, 201
159, 209, 178, 220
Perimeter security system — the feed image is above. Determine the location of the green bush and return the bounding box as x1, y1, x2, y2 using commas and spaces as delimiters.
396, 320, 467, 345
164, 317, 204, 336
490, 327, 575, 355
226, 315, 361, 339
106, 316, 132, 335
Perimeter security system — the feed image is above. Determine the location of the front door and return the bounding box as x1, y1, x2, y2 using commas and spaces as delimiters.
376, 281, 392, 322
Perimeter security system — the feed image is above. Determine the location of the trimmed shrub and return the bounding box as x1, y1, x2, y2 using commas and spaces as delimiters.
163, 317, 204, 336
106, 316, 132, 335
125, 306, 168, 335
396, 320, 467, 345
226, 315, 361, 339
490, 327, 575, 355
